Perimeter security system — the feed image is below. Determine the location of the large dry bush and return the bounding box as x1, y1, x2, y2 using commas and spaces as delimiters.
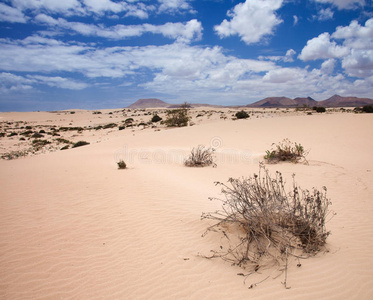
202, 164, 332, 279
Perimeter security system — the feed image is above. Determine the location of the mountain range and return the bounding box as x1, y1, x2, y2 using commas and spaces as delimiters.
127, 95, 373, 109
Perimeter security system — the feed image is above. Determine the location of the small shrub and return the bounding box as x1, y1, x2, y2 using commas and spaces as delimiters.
151, 114, 162, 122
125, 118, 134, 124
164, 108, 190, 127
7, 132, 18, 137
103, 123, 117, 129
31, 132, 44, 138
313, 106, 326, 113
362, 105, 373, 113
60, 145, 69, 150
235, 110, 250, 119
264, 139, 307, 163
118, 126, 125, 130
184, 145, 216, 167
55, 138, 71, 144
202, 164, 332, 282
117, 160, 127, 169
72, 141, 90, 148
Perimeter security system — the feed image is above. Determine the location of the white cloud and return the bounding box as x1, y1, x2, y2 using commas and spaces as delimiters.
321, 58, 336, 74
312, 0, 365, 9
214, 0, 283, 45
293, 15, 299, 26
298, 32, 349, 61
259, 49, 296, 62
0, 72, 33, 93
342, 49, 373, 77
35, 15, 203, 42
29, 75, 89, 89
0, 3, 27, 23
11, 0, 83, 15
333, 18, 373, 42
82, 0, 125, 14
316, 8, 334, 21
158, 0, 195, 14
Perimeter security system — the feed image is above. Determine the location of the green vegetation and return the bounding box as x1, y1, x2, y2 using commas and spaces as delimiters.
235, 110, 250, 119
72, 141, 90, 148
313, 106, 326, 113
362, 105, 373, 113
151, 114, 162, 122
164, 108, 190, 127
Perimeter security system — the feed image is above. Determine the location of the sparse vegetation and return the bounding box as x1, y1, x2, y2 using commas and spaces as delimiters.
117, 160, 127, 169
184, 145, 216, 167
362, 105, 373, 113
72, 141, 90, 148
164, 108, 190, 127
235, 110, 250, 119
201, 164, 332, 285
264, 139, 307, 164
313, 106, 326, 113
151, 114, 162, 122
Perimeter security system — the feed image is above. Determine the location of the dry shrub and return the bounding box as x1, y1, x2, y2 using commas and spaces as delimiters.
264, 139, 307, 164
184, 145, 216, 167
201, 164, 332, 279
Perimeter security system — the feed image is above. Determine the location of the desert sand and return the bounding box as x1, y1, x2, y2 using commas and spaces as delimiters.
1, 107, 373, 299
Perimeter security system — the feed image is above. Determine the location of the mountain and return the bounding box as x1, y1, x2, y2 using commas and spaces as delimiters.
293, 97, 318, 107
247, 97, 296, 107
318, 95, 373, 107
127, 98, 170, 109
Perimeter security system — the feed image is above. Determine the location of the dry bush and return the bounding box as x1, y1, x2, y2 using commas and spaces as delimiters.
264, 139, 308, 164
201, 164, 332, 282
184, 145, 216, 167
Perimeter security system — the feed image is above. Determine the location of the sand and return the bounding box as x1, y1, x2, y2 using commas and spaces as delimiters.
0, 108, 372, 299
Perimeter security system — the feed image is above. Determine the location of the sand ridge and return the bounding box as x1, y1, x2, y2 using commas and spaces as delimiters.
0, 108, 373, 299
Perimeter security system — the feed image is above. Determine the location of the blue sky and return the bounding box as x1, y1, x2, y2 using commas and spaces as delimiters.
0, 0, 372, 111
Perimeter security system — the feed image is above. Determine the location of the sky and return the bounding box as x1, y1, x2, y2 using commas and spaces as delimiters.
0, 0, 372, 111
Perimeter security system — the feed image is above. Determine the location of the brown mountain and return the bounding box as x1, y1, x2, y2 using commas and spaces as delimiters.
247, 97, 295, 107
318, 95, 373, 107
127, 98, 170, 109
293, 97, 318, 107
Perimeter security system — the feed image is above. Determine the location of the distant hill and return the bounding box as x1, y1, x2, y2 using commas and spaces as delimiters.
293, 97, 318, 107
318, 95, 373, 107
248, 95, 372, 108
247, 97, 295, 107
127, 98, 170, 109
127, 95, 373, 109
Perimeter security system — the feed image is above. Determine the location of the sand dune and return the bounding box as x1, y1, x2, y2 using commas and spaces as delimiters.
1, 109, 372, 299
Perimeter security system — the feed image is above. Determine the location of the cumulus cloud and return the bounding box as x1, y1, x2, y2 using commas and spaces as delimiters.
0, 3, 27, 23
298, 32, 349, 60
35, 15, 202, 42
214, 0, 283, 45
158, 0, 195, 14
321, 58, 336, 74
316, 8, 334, 21
312, 0, 365, 9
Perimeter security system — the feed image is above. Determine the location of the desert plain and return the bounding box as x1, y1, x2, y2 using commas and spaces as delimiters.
0, 107, 372, 299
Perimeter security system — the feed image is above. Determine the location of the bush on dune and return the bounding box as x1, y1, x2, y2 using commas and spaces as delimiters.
201, 164, 332, 287
264, 139, 307, 164
184, 145, 216, 167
